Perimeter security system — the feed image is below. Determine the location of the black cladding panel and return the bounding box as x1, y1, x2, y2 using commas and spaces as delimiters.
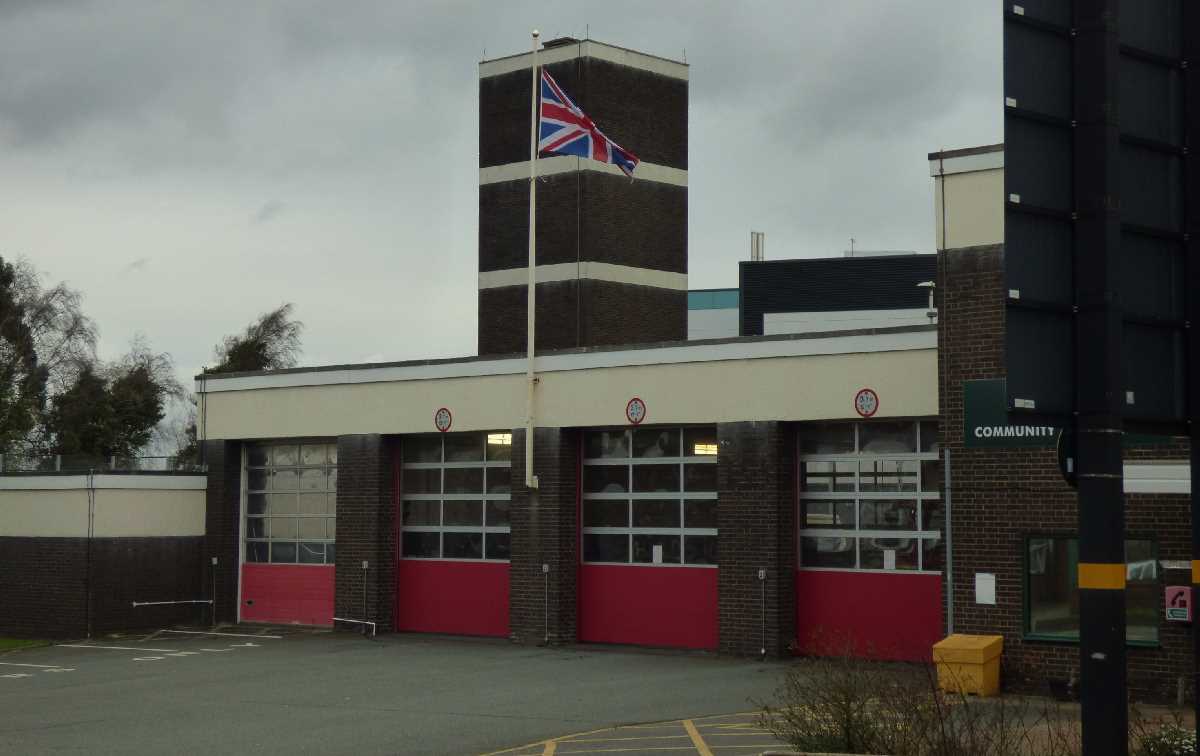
1002, 0, 1196, 432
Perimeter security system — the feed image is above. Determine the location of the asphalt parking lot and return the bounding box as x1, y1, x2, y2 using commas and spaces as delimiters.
0, 628, 788, 755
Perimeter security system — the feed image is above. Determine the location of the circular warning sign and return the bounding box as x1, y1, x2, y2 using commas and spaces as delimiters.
433, 407, 453, 433
625, 397, 647, 425
854, 388, 880, 418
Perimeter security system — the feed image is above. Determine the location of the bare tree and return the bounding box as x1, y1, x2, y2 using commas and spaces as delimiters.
210, 303, 303, 373
11, 258, 98, 396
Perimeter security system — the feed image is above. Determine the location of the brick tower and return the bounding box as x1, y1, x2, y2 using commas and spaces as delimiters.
477, 38, 688, 355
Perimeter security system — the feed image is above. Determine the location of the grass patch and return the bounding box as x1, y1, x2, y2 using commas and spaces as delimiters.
0, 638, 49, 652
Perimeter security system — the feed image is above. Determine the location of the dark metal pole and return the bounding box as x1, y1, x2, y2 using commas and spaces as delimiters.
1074, 1, 1127, 752
1184, 0, 1200, 734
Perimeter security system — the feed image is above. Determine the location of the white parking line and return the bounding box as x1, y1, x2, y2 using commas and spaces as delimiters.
159, 630, 283, 640
133, 657, 165, 662
0, 662, 74, 671
59, 645, 179, 653
1, 673, 33, 679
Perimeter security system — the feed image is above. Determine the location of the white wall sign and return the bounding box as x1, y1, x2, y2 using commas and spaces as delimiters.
975, 573, 997, 605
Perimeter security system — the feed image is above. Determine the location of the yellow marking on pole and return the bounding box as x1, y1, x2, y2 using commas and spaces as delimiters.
1077, 562, 1126, 590
542, 739, 557, 756
1192, 560, 1200, 585
682, 719, 714, 756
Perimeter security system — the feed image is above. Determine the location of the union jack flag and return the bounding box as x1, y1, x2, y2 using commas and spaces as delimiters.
538, 69, 639, 177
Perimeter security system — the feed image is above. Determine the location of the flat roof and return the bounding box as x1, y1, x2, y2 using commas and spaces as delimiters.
927, 143, 1003, 161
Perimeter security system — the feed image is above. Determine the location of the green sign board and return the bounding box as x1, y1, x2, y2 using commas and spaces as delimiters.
963, 379, 1061, 448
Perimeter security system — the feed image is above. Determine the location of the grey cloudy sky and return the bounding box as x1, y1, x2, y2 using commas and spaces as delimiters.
0, 0, 1001, 386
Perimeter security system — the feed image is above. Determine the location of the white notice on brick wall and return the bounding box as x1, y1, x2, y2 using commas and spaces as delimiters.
975, 573, 997, 605
883, 550, 896, 570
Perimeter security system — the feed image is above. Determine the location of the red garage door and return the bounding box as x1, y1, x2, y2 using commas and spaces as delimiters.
578, 427, 719, 650
395, 432, 512, 637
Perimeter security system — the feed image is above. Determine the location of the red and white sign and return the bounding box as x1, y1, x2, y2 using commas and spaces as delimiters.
1165, 586, 1192, 622
854, 388, 880, 418
433, 407, 453, 433
625, 397, 647, 425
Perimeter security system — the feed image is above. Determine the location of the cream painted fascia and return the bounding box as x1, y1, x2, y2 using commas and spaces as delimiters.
478, 262, 688, 291
0, 477, 206, 537
0, 489, 89, 537
0, 475, 207, 491
480, 40, 688, 80
92, 489, 206, 537
480, 157, 687, 187
933, 167, 1004, 250
199, 338, 938, 440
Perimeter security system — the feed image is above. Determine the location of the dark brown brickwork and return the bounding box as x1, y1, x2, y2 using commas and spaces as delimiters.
480, 56, 687, 170
716, 421, 797, 657
478, 281, 686, 355
335, 435, 398, 631
479, 174, 687, 274
938, 243, 1192, 701
0, 536, 205, 638
203, 440, 242, 624
508, 428, 580, 645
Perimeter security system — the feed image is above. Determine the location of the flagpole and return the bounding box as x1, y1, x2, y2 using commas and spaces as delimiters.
525, 29, 539, 490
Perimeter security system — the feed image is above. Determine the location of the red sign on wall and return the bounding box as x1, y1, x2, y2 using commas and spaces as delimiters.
1165, 586, 1192, 622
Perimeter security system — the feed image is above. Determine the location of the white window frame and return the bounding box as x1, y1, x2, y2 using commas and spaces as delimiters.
400, 432, 512, 563
798, 421, 942, 574
242, 439, 338, 567
581, 426, 719, 568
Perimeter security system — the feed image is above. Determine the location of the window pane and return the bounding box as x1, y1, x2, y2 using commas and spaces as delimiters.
326, 517, 335, 539
860, 460, 918, 492
800, 423, 855, 455
684, 499, 717, 529
326, 444, 337, 465
802, 461, 855, 493
860, 537, 918, 570
298, 543, 325, 564
1127, 539, 1158, 643
247, 493, 268, 515
325, 543, 336, 563
271, 469, 299, 491
632, 500, 680, 528
299, 493, 327, 515
922, 537, 945, 572
801, 536, 856, 568
583, 465, 627, 494
402, 468, 441, 495
247, 469, 268, 491
920, 459, 942, 493
486, 532, 511, 560
269, 493, 298, 515
403, 531, 440, 558
486, 433, 513, 461
584, 431, 629, 460
633, 428, 680, 458
271, 542, 297, 563
584, 534, 629, 563
1027, 538, 1078, 638
299, 468, 325, 491
246, 517, 266, 538
247, 446, 270, 467
245, 541, 269, 562
402, 500, 440, 526
685, 535, 718, 565
298, 518, 326, 540
300, 444, 328, 466
485, 500, 511, 527
327, 493, 336, 514
632, 464, 680, 493
859, 422, 917, 453
403, 437, 442, 463
443, 532, 483, 559
919, 421, 940, 453
921, 499, 945, 531
328, 469, 337, 491
444, 468, 483, 494
633, 534, 681, 564
270, 517, 297, 539
486, 466, 511, 494
859, 500, 917, 530
683, 427, 718, 457
443, 500, 482, 526
443, 433, 483, 462
584, 500, 628, 527
683, 463, 717, 492
272, 445, 299, 466
802, 500, 856, 529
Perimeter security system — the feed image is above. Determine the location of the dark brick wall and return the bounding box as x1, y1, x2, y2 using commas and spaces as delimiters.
479, 174, 687, 274
478, 281, 686, 355
335, 434, 397, 630
480, 56, 687, 170
0, 536, 205, 638
508, 427, 580, 645
938, 243, 1192, 701
716, 421, 797, 657
203, 440, 241, 624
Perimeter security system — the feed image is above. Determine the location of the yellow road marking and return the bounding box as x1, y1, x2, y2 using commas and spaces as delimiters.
682, 720, 714, 756
563, 735, 691, 744
542, 739, 557, 755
